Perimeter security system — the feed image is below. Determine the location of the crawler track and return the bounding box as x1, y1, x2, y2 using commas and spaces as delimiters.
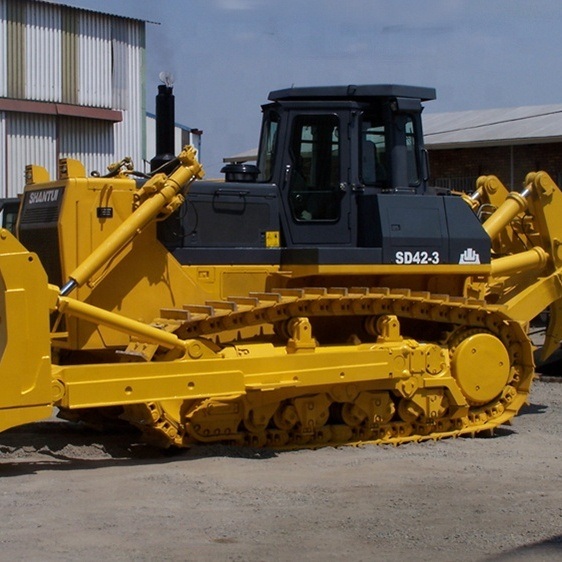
121, 287, 535, 449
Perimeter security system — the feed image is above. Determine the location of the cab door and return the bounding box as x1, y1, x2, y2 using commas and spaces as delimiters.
281, 112, 351, 245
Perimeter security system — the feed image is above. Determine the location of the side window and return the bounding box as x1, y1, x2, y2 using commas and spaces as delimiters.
361, 115, 387, 186
289, 115, 340, 222
362, 113, 421, 188
257, 111, 279, 182
405, 118, 420, 186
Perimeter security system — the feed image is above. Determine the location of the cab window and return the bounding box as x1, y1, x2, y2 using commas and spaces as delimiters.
405, 118, 420, 185
288, 115, 340, 222
361, 114, 420, 187
361, 115, 388, 186
257, 111, 279, 182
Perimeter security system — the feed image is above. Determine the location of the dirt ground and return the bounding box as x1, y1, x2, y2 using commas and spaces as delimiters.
0, 378, 561, 562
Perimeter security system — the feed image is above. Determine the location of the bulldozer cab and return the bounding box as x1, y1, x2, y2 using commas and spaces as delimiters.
258, 85, 434, 246
164, 84, 487, 267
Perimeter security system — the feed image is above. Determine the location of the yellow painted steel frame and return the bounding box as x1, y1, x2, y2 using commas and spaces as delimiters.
473, 171, 562, 360
5, 160, 562, 441
54, 339, 440, 410
63, 147, 204, 292
47, 169, 562, 431
29, 154, 281, 352
467, 175, 530, 255
0, 230, 57, 431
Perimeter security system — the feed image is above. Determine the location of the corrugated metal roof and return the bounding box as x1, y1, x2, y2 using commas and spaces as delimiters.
33, 0, 149, 24
423, 104, 562, 148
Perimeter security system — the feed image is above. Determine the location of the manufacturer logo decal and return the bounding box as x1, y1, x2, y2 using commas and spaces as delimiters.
28, 189, 60, 204
459, 248, 481, 264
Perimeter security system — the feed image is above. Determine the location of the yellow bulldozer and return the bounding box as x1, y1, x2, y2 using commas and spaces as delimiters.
1, 84, 561, 448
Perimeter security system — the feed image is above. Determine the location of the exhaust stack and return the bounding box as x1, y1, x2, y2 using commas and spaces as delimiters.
150, 83, 176, 172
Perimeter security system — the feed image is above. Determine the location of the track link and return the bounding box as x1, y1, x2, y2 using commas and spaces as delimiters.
121, 287, 535, 449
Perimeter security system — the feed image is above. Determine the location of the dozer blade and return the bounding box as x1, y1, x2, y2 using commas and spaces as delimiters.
0, 229, 56, 432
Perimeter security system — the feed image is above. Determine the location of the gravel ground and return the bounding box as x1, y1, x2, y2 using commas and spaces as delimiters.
0, 378, 561, 562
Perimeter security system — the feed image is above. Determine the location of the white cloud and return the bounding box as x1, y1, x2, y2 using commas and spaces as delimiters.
215, 0, 260, 10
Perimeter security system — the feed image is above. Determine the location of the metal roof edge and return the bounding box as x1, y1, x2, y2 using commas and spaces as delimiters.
426, 136, 562, 150
34, 0, 155, 24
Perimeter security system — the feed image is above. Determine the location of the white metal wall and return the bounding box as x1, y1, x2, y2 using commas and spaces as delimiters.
6, 113, 57, 195
0, 0, 6, 98
0, 112, 5, 197
26, 0, 62, 102
113, 19, 145, 168
78, 10, 112, 108
59, 116, 114, 176
0, 0, 146, 197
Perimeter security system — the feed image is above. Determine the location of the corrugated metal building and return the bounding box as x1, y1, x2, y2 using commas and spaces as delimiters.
0, 0, 146, 197
424, 105, 562, 191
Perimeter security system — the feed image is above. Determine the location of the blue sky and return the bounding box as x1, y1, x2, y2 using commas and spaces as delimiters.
59, 0, 562, 176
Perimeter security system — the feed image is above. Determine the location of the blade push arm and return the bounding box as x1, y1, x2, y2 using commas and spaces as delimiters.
60, 146, 204, 296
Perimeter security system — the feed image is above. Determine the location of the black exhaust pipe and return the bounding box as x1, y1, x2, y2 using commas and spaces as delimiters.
150, 84, 176, 172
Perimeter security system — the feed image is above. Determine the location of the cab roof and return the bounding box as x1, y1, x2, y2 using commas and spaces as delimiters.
268, 84, 436, 103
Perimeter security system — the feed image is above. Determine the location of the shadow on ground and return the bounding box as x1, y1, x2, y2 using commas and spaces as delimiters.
0, 418, 277, 476
486, 534, 562, 560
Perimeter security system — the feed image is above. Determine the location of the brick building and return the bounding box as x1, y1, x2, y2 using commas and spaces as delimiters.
423, 105, 562, 192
